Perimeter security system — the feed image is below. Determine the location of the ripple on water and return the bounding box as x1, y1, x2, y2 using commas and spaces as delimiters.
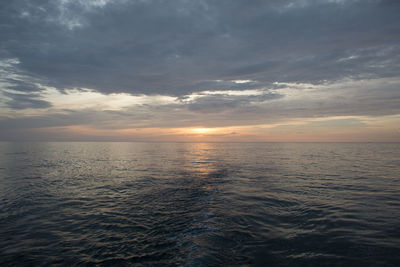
0, 142, 400, 266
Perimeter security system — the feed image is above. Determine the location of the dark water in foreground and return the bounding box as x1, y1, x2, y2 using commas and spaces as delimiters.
1, 142, 400, 266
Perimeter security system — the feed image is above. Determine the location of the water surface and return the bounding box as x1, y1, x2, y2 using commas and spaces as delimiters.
1, 142, 399, 266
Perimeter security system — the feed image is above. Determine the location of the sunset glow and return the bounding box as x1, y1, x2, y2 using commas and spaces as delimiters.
191, 128, 213, 134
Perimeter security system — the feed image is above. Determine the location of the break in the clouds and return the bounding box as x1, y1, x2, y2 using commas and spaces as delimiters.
1, 0, 400, 141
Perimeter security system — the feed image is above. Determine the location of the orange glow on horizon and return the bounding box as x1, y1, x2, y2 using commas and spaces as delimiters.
26, 115, 400, 142
190, 128, 213, 134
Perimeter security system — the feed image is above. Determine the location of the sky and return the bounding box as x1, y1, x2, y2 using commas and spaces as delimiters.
1, 0, 400, 142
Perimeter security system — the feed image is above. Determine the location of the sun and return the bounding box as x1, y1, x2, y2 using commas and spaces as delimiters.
192, 128, 212, 134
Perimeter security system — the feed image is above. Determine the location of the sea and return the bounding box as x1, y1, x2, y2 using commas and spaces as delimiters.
0, 142, 399, 266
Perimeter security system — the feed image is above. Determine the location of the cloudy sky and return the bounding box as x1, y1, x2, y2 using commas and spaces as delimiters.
1, 0, 399, 141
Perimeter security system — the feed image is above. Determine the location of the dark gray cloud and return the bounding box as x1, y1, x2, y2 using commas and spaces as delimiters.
4, 79, 44, 93
3, 91, 52, 109
187, 92, 283, 112
1, 0, 400, 96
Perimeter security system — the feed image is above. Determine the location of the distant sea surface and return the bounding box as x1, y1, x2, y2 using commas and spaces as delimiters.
1, 142, 399, 266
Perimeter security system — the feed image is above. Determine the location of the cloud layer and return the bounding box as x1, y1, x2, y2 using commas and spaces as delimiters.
2, 0, 400, 94
1, 0, 400, 141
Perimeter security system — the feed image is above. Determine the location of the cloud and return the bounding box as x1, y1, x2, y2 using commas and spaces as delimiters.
1, 0, 400, 141
3, 91, 52, 110
1, 77, 398, 132
1, 0, 399, 97
186, 92, 283, 112
4, 80, 44, 93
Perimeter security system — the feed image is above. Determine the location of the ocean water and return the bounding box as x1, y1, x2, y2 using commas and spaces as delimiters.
0, 142, 399, 266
